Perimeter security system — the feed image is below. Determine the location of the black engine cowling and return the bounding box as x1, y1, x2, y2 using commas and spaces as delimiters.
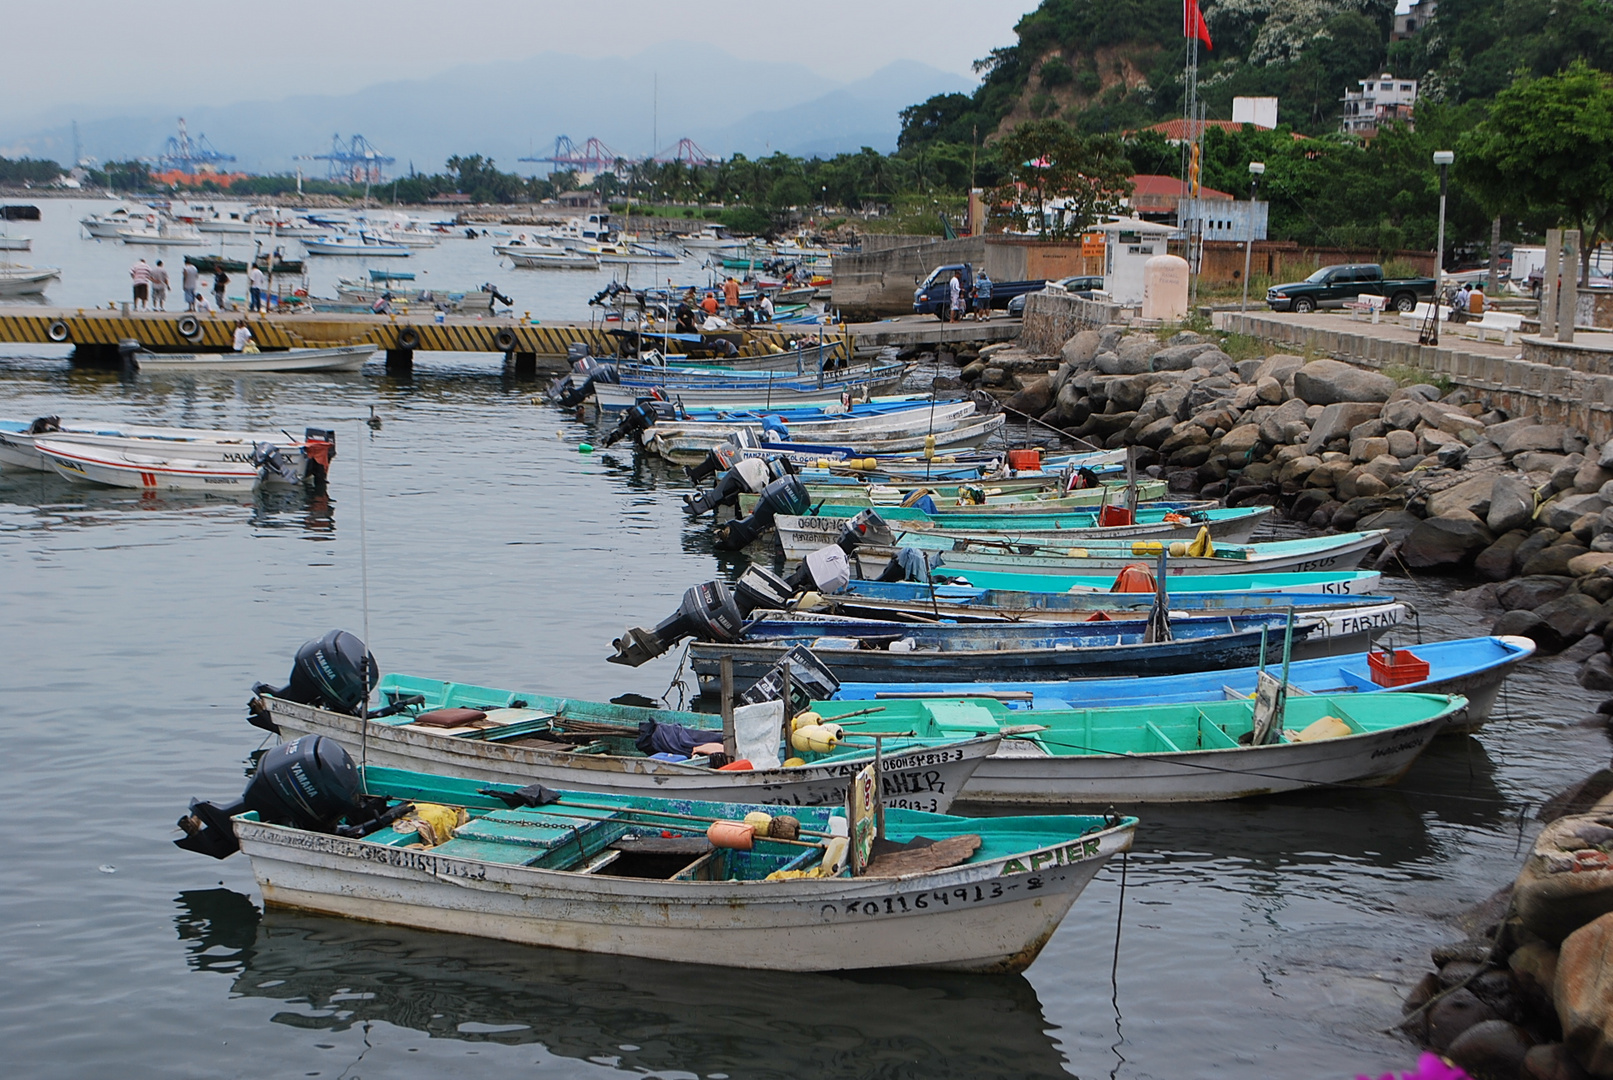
174, 735, 365, 859
252, 630, 377, 721
712, 474, 811, 550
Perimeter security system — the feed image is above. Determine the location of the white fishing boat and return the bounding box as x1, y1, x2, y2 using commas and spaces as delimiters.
118, 218, 206, 246
261, 675, 998, 813
37, 438, 264, 491
0, 264, 60, 297
172, 742, 1137, 973
0, 416, 330, 483
508, 247, 600, 269
641, 399, 984, 462
0, 235, 30, 251
128, 344, 375, 373
303, 232, 410, 257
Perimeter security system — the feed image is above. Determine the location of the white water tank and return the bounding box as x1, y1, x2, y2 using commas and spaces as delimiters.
1141, 254, 1190, 321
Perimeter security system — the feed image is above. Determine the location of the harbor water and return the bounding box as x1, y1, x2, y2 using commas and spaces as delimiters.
2, 212, 1610, 1078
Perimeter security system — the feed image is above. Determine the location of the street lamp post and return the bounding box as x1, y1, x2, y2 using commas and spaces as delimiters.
1431, 150, 1454, 346
1240, 161, 1265, 313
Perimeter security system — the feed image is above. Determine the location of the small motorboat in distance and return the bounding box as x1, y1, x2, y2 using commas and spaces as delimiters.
126, 343, 375, 374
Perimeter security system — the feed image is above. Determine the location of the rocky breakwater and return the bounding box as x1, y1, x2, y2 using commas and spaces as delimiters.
1399, 772, 1613, 1079
961, 324, 1613, 700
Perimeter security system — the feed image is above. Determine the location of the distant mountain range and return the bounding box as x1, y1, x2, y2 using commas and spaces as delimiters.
0, 45, 972, 173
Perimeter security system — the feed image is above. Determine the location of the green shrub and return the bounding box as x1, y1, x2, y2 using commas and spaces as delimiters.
1076, 69, 1102, 95
1382, 363, 1454, 394
1039, 58, 1074, 87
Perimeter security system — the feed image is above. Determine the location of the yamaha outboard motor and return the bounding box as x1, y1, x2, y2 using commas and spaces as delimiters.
554, 357, 621, 408
608, 579, 749, 666
174, 735, 365, 859
683, 455, 797, 519
251, 630, 377, 720
601, 398, 669, 448
713, 474, 811, 550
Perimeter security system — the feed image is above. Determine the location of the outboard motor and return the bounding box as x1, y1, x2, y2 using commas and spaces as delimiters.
739, 644, 841, 712
251, 442, 301, 486
248, 630, 377, 733
302, 428, 336, 489
554, 357, 621, 408
601, 398, 669, 448
27, 415, 61, 435
608, 579, 750, 666
712, 474, 811, 550
174, 735, 365, 860
683, 455, 797, 519
684, 429, 762, 485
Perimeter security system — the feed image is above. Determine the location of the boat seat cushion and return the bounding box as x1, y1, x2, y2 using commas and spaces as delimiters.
922, 701, 1002, 733
414, 707, 488, 728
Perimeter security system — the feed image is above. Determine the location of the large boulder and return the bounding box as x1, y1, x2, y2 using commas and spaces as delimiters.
1095, 350, 1148, 376
1150, 342, 1213, 371
1476, 531, 1531, 582
1429, 988, 1503, 1053
1002, 376, 1053, 416
1490, 475, 1539, 534
1501, 424, 1572, 457
1291, 359, 1397, 406
1542, 494, 1609, 534
1060, 329, 1102, 368
1523, 1043, 1593, 1080
1218, 423, 1263, 457
1536, 593, 1608, 648
1260, 398, 1309, 445
1255, 353, 1305, 388
1402, 511, 1495, 569
1428, 474, 1498, 519
1255, 376, 1284, 404
1305, 402, 1385, 454
1422, 401, 1488, 437
1519, 816, 1613, 944
1495, 575, 1575, 611
1522, 544, 1594, 578
1446, 1020, 1534, 1080
1382, 398, 1424, 431
1556, 912, 1613, 1074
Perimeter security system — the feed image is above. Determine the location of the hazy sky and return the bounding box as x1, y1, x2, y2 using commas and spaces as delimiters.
2, 1, 1031, 126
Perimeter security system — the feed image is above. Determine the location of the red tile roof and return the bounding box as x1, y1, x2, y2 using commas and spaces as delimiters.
1129, 174, 1232, 201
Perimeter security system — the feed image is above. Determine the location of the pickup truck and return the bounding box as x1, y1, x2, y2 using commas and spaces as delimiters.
913, 263, 1046, 318
1265, 263, 1436, 314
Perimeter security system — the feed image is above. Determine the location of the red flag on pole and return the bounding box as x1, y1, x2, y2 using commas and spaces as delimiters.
1184, 0, 1213, 48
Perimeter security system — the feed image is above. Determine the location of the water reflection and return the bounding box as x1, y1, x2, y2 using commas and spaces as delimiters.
174, 889, 1075, 1080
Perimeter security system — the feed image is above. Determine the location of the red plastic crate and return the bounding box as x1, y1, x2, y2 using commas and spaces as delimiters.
1007, 448, 1042, 471
1368, 648, 1429, 687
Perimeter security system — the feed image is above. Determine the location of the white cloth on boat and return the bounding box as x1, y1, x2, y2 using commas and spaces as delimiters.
734, 700, 784, 769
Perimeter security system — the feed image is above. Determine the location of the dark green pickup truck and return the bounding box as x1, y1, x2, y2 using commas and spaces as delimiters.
1265, 263, 1436, 314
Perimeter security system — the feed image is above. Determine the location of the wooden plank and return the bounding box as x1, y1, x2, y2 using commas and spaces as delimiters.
862, 834, 981, 878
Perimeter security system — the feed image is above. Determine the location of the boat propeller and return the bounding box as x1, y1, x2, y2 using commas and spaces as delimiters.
601, 399, 673, 448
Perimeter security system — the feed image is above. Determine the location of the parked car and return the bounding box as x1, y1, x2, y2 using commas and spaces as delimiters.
912, 263, 1047, 318
1265, 263, 1436, 314
1007, 275, 1105, 317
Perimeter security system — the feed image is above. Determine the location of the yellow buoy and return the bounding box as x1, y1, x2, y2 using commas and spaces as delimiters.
1131, 540, 1165, 556
1065, 547, 1088, 558
743, 810, 773, 837
1168, 541, 1188, 556
790, 710, 823, 732
782, 757, 806, 768
790, 725, 841, 754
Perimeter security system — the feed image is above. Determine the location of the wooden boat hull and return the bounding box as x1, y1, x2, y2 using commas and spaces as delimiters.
836, 635, 1536, 733
690, 622, 1318, 687
38, 439, 261, 491
772, 504, 1267, 558
873, 530, 1388, 577
132, 344, 375, 373
809, 697, 1460, 804
232, 785, 1135, 972
267, 696, 997, 814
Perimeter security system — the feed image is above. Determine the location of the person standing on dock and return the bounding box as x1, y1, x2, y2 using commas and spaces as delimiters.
247, 265, 266, 312
973, 270, 992, 321
130, 257, 151, 311
181, 261, 200, 311
151, 260, 170, 311
722, 276, 740, 316
213, 269, 229, 312
947, 271, 963, 323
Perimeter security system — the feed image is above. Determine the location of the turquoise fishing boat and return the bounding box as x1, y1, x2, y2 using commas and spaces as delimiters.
804, 692, 1467, 803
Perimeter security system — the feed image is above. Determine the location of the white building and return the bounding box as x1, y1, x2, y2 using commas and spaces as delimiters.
1091, 218, 1177, 307
1342, 74, 1418, 138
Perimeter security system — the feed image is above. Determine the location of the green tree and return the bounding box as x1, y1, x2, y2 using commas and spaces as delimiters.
987, 120, 1133, 237
1458, 61, 1613, 274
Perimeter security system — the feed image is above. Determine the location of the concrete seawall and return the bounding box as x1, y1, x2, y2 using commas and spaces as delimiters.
1219, 311, 1613, 443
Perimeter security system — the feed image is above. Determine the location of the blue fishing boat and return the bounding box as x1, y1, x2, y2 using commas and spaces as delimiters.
686, 613, 1322, 688
922, 568, 1384, 596
831, 634, 1536, 732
